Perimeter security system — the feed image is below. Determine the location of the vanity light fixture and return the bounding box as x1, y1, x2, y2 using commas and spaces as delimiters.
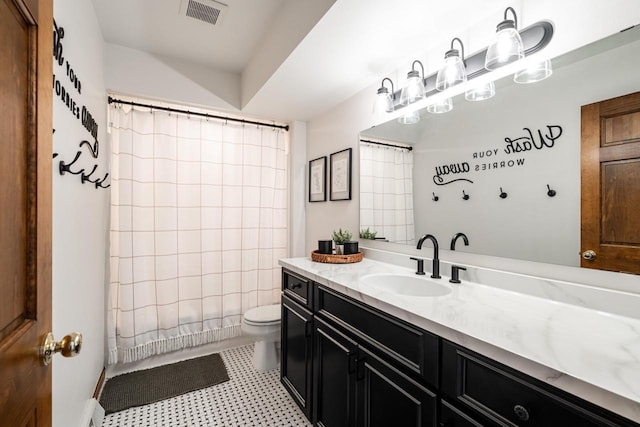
427, 97, 453, 114
436, 37, 467, 91
514, 58, 553, 83
465, 80, 496, 101
371, 14, 553, 123
397, 109, 421, 124
373, 77, 395, 114
485, 7, 525, 70
399, 60, 426, 106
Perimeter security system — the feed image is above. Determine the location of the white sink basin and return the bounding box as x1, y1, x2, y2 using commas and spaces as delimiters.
361, 273, 452, 297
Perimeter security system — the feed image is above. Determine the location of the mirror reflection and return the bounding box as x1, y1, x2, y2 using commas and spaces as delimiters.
360, 26, 640, 266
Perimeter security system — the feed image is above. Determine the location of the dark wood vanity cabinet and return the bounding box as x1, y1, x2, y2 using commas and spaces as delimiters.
280, 269, 640, 427
312, 283, 438, 426
281, 270, 314, 420
313, 310, 437, 427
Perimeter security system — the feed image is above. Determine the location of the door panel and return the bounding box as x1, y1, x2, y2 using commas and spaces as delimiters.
601, 160, 640, 244
280, 295, 314, 420
0, 0, 52, 426
0, 0, 31, 342
581, 91, 640, 274
357, 347, 437, 427
314, 317, 358, 427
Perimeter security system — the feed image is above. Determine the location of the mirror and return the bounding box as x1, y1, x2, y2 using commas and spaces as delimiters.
360, 26, 640, 266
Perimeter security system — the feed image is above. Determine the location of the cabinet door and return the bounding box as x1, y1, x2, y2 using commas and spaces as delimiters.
281, 295, 314, 420
314, 317, 358, 427
357, 347, 437, 427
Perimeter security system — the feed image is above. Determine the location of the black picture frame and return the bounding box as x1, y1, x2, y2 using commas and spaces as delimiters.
330, 148, 352, 201
309, 156, 327, 202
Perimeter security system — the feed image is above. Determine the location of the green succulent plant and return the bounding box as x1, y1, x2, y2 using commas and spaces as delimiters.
359, 227, 377, 240
332, 228, 353, 244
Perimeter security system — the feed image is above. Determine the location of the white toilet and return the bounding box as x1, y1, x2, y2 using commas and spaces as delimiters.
241, 304, 281, 371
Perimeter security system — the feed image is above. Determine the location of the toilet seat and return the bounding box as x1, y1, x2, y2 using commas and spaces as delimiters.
243, 304, 281, 326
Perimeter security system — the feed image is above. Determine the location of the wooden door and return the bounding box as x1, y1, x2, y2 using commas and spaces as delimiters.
581, 91, 640, 274
0, 0, 53, 426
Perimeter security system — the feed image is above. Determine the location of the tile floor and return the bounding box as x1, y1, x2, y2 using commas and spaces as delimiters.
101, 345, 311, 427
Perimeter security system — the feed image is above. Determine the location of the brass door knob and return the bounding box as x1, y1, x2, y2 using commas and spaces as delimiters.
582, 250, 597, 260
40, 332, 82, 366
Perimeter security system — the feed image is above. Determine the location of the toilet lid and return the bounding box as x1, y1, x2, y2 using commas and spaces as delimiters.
244, 304, 281, 325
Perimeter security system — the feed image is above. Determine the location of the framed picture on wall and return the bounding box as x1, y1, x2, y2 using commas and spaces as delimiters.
309, 156, 327, 202
330, 148, 352, 201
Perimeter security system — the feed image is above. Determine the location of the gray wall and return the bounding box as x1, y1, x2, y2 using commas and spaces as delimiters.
412, 38, 640, 265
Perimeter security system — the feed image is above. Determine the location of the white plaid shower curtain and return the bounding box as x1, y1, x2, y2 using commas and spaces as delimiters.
107, 102, 288, 363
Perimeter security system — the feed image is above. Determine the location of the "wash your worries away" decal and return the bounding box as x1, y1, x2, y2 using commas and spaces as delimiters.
432, 125, 563, 186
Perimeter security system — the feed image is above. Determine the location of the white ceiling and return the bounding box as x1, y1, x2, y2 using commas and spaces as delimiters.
92, 0, 287, 73
92, 0, 514, 121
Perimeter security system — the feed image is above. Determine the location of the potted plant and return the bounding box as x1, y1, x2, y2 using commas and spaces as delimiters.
332, 228, 353, 255
359, 227, 377, 240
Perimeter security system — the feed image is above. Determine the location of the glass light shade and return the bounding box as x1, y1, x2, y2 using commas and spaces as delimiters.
397, 110, 420, 124
372, 87, 394, 114
485, 22, 524, 70
399, 70, 425, 105
465, 81, 496, 101
426, 97, 453, 114
514, 59, 553, 83
436, 51, 467, 91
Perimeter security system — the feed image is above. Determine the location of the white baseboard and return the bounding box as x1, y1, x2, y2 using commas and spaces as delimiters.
80, 398, 104, 427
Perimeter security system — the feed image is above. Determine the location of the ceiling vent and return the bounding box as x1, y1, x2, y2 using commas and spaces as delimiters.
180, 0, 228, 26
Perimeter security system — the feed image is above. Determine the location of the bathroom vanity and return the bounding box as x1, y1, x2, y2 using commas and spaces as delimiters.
279, 254, 640, 426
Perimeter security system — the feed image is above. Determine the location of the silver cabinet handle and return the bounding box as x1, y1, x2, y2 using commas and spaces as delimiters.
513, 404, 530, 421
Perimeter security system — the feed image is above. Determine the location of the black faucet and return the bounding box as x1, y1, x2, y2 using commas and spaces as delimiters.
450, 265, 467, 284
409, 257, 425, 275
416, 234, 441, 279
450, 232, 469, 251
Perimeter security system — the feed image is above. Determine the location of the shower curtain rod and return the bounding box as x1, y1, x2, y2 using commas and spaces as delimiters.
360, 138, 413, 151
107, 96, 290, 131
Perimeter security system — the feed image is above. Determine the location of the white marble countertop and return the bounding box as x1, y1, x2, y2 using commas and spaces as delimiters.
279, 256, 640, 416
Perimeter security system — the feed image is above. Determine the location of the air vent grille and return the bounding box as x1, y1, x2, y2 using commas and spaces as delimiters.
183, 0, 227, 26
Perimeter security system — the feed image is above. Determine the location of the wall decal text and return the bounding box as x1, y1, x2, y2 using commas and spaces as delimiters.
431, 125, 563, 187
504, 125, 563, 154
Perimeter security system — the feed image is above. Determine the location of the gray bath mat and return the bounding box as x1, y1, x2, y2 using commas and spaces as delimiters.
100, 353, 229, 414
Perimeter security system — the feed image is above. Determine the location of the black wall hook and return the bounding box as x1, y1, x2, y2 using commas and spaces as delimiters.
432, 192, 439, 202
59, 151, 84, 175
95, 173, 110, 189
499, 187, 508, 199
79, 139, 99, 158
547, 184, 557, 197
462, 190, 470, 200
81, 164, 98, 184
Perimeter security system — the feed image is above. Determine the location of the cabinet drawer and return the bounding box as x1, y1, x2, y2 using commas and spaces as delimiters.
282, 269, 312, 309
315, 285, 439, 388
440, 400, 483, 427
441, 340, 635, 427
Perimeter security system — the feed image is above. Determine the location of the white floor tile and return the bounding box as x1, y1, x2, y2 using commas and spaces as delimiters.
102, 345, 311, 427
